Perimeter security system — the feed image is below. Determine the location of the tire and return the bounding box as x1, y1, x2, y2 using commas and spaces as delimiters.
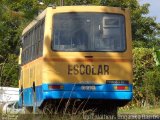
25, 107, 33, 114
95, 104, 118, 118
42, 100, 57, 115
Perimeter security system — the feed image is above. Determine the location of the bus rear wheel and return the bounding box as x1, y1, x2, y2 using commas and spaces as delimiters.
41, 100, 57, 115
25, 107, 33, 114
96, 105, 117, 115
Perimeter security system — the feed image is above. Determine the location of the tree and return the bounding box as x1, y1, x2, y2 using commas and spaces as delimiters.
0, 0, 39, 87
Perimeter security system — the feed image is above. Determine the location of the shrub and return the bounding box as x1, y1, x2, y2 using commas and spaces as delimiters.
132, 47, 160, 107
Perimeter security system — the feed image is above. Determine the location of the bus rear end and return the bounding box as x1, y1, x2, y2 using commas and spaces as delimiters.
42, 6, 132, 113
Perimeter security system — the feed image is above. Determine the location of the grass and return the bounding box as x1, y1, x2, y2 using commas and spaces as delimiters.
1, 103, 160, 120
119, 107, 160, 114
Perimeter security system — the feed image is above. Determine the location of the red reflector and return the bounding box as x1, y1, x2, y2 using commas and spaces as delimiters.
117, 86, 126, 90
49, 85, 63, 90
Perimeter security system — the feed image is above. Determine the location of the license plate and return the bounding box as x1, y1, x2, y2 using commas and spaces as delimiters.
81, 86, 96, 91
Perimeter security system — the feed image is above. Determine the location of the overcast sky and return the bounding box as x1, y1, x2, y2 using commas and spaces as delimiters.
139, 0, 160, 23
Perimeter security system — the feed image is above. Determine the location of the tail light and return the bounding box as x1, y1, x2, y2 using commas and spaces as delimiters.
48, 85, 64, 90
114, 86, 129, 90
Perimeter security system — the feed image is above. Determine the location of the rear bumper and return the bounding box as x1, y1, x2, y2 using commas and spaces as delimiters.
43, 83, 133, 100
43, 90, 133, 100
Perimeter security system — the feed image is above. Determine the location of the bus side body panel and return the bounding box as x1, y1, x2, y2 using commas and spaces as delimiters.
21, 59, 43, 106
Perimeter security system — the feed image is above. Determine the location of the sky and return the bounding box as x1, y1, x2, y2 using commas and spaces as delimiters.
139, 0, 160, 23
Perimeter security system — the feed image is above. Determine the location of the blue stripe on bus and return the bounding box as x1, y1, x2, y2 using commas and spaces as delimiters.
22, 83, 133, 107
43, 91, 133, 100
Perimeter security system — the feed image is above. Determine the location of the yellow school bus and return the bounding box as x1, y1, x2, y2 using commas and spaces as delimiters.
19, 5, 132, 114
